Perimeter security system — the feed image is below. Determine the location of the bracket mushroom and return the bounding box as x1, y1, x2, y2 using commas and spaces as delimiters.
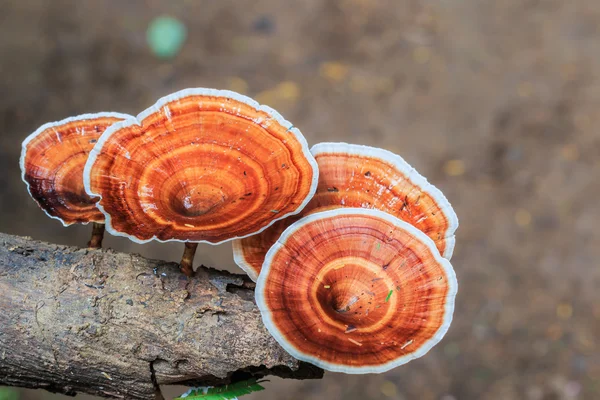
234, 142, 458, 281
255, 208, 458, 373
84, 88, 318, 276
20, 112, 130, 248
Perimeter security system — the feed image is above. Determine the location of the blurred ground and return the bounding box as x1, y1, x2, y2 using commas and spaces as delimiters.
1, 0, 599, 399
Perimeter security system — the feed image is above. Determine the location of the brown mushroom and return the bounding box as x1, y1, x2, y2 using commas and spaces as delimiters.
234, 142, 458, 281
255, 208, 458, 373
20, 112, 129, 247
84, 88, 318, 276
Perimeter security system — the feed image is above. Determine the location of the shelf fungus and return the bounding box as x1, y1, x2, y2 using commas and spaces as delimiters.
84, 88, 318, 276
20, 112, 129, 248
233, 142, 458, 281
255, 208, 457, 373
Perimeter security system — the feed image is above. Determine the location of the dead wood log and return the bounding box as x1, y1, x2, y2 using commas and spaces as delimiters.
0, 233, 323, 399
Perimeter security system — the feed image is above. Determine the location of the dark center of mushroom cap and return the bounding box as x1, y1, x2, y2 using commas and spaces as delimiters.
314, 258, 395, 328
170, 185, 226, 217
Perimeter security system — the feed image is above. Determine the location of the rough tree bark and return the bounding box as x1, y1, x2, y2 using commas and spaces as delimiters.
0, 233, 323, 399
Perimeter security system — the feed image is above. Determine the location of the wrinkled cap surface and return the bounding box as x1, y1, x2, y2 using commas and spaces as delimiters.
255, 208, 458, 374
20, 113, 129, 226
84, 88, 318, 244
234, 142, 458, 281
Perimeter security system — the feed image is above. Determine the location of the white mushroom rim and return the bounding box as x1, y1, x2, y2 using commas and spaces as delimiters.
255, 207, 458, 374
232, 238, 260, 282
83, 87, 319, 245
20, 112, 132, 227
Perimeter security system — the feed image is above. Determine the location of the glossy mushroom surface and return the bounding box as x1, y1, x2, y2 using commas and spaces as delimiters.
84, 88, 318, 244
255, 208, 457, 374
20, 113, 129, 226
234, 142, 458, 281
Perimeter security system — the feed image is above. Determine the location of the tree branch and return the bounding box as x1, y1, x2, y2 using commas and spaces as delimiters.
0, 233, 323, 399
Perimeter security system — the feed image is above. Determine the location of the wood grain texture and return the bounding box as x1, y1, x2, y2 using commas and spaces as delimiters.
0, 232, 322, 399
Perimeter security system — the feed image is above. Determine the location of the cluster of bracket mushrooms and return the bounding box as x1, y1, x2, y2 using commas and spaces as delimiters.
21, 88, 458, 374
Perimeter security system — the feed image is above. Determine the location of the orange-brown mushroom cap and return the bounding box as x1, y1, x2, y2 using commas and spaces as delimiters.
84, 88, 318, 244
20, 113, 130, 226
234, 142, 458, 281
255, 208, 457, 374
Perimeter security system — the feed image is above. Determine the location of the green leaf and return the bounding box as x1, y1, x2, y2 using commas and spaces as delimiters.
0, 387, 19, 400
385, 290, 393, 302
174, 379, 267, 400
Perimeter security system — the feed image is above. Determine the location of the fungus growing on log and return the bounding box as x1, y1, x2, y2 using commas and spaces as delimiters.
234, 142, 458, 281
84, 88, 318, 276
20, 112, 129, 248
255, 208, 457, 374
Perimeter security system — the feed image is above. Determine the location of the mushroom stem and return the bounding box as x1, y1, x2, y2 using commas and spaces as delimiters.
180, 242, 198, 277
87, 222, 106, 248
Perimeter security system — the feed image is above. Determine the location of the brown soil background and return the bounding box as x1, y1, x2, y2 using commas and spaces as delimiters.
1, 1, 599, 399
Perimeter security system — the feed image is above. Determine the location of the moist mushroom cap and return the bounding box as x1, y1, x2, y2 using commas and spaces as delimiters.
255, 208, 457, 374
84, 88, 318, 244
20, 112, 130, 226
234, 142, 458, 281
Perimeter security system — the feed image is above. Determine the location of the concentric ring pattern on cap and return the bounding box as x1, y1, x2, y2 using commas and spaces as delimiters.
234, 142, 458, 281
84, 88, 318, 244
21, 112, 130, 226
255, 208, 457, 374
